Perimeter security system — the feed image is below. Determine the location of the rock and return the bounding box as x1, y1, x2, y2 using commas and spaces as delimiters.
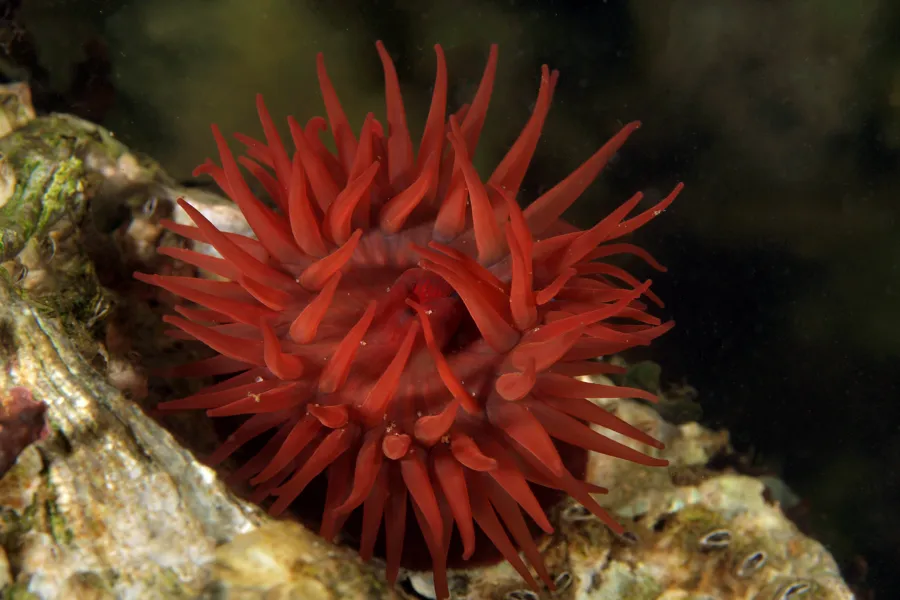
1, 275, 257, 598
207, 521, 398, 599
441, 393, 853, 600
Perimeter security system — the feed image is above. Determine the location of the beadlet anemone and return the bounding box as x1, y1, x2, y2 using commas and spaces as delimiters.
138, 42, 682, 598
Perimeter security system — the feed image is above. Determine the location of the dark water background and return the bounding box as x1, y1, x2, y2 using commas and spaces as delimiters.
3, 0, 898, 596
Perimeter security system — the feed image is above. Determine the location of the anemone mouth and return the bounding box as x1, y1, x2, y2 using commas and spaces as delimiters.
139, 40, 681, 599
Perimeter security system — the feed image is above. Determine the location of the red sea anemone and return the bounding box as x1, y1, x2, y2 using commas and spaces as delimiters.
138, 42, 682, 598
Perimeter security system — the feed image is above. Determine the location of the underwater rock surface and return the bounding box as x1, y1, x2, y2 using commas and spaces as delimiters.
0, 87, 853, 599
585, 399, 851, 600
429, 395, 854, 599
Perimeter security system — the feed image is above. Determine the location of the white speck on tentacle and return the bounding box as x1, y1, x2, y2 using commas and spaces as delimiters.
254, 376, 264, 382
